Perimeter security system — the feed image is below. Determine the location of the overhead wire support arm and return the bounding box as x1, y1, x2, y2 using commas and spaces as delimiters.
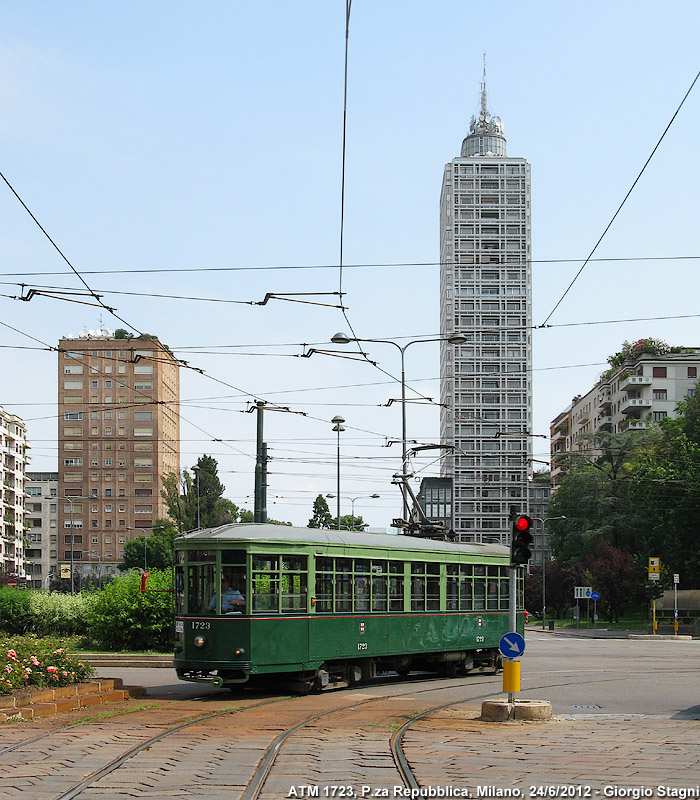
251, 292, 345, 309
300, 347, 377, 365
13, 286, 113, 310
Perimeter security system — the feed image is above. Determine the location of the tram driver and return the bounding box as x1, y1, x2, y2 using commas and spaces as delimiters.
206, 574, 245, 614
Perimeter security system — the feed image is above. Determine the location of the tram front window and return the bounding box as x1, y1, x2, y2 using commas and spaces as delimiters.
187, 558, 215, 614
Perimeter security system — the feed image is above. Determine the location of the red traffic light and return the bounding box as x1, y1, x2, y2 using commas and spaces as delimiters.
515, 516, 531, 531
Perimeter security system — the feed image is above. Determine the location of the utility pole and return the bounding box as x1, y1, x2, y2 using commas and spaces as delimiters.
254, 402, 268, 523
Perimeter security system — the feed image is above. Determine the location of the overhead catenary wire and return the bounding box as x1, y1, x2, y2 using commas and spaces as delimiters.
1, 253, 699, 278
540, 67, 700, 327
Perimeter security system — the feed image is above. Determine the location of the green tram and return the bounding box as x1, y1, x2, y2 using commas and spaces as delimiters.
174, 523, 523, 692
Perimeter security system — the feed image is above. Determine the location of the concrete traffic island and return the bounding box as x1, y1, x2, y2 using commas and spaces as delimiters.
480, 698, 552, 722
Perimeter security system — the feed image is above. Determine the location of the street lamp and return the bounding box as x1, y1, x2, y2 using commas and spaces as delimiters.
126, 524, 166, 571
192, 465, 201, 530
330, 332, 467, 519
331, 416, 345, 530
325, 493, 380, 530
532, 515, 566, 630
65, 497, 75, 597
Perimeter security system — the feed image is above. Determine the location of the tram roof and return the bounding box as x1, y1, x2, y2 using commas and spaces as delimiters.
176, 523, 509, 557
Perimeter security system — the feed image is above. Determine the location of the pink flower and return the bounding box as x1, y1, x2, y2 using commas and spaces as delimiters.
62, 671, 68, 677
4, 665, 13, 675
46, 666, 57, 673
6, 650, 17, 661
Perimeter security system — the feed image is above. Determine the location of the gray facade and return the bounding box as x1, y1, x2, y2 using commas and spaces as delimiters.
25, 472, 59, 589
439, 79, 532, 544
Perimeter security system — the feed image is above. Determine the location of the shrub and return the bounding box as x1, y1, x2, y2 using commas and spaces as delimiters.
0, 587, 32, 634
83, 569, 173, 651
27, 592, 91, 637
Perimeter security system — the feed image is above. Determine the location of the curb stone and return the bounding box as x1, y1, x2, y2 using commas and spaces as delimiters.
0, 678, 147, 722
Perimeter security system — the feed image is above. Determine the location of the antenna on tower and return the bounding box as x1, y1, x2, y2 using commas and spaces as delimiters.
481, 52, 488, 117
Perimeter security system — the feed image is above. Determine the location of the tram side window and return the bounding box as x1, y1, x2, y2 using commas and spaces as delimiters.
315, 557, 334, 614
354, 559, 370, 612
411, 562, 426, 611
487, 576, 499, 610
426, 563, 440, 610
446, 565, 459, 610
336, 558, 352, 612
459, 565, 473, 611
281, 555, 307, 613
175, 566, 185, 615
252, 555, 279, 613
473, 565, 486, 611
389, 562, 404, 611
499, 566, 509, 610
371, 560, 387, 612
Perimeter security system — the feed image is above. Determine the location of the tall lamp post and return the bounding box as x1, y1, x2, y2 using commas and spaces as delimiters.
126, 524, 166, 571
326, 493, 380, 530
331, 416, 345, 530
331, 332, 467, 519
192, 465, 201, 531
65, 497, 75, 597
532, 515, 566, 630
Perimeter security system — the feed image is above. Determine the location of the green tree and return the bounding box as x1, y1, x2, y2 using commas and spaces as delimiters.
549, 430, 654, 560
119, 519, 178, 571
161, 455, 239, 532
308, 494, 333, 528
331, 514, 366, 531
626, 382, 700, 584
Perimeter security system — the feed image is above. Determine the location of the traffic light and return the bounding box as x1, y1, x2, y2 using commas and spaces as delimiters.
644, 581, 664, 601
510, 514, 534, 566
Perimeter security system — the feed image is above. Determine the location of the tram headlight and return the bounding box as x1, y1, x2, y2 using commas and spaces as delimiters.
193, 634, 207, 648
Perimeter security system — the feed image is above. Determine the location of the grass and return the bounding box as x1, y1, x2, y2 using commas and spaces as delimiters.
529, 608, 648, 631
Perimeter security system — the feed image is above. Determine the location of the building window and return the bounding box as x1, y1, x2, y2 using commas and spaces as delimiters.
653, 389, 667, 400
653, 411, 667, 422
653, 367, 667, 378
689, 367, 697, 378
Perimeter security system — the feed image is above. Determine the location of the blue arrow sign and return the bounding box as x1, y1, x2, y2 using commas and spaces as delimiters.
591, 591, 600, 601
499, 632, 526, 658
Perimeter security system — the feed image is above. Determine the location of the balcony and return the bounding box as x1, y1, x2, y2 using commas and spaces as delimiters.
624, 420, 648, 431
621, 397, 652, 415
597, 415, 612, 427
598, 390, 612, 407
620, 375, 652, 392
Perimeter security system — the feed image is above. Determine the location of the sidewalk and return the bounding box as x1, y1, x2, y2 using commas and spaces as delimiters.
410, 706, 700, 790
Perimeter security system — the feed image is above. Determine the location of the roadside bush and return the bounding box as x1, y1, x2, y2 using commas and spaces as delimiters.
0, 588, 91, 637
83, 569, 173, 651
0, 587, 32, 634
27, 591, 91, 637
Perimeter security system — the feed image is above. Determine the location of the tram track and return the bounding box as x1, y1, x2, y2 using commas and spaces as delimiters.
0, 670, 646, 800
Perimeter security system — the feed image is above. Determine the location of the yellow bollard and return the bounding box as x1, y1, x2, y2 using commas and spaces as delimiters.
502, 659, 521, 693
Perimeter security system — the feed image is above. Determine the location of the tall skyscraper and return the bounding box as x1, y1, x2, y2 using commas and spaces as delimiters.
58, 329, 180, 579
439, 73, 532, 544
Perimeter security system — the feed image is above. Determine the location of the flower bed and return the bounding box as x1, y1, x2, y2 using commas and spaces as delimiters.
1, 636, 93, 696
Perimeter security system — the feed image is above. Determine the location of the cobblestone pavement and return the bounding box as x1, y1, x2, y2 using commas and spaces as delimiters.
2, 685, 700, 799
404, 704, 700, 797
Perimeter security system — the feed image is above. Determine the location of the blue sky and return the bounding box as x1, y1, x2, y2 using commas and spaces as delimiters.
1, 1, 699, 528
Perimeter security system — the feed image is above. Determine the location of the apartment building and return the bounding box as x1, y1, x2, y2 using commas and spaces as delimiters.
439, 76, 532, 544
528, 475, 551, 567
25, 472, 58, 589
551, 349, 700, 486
58, 329, 180, 579
0, 406, 29, 576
